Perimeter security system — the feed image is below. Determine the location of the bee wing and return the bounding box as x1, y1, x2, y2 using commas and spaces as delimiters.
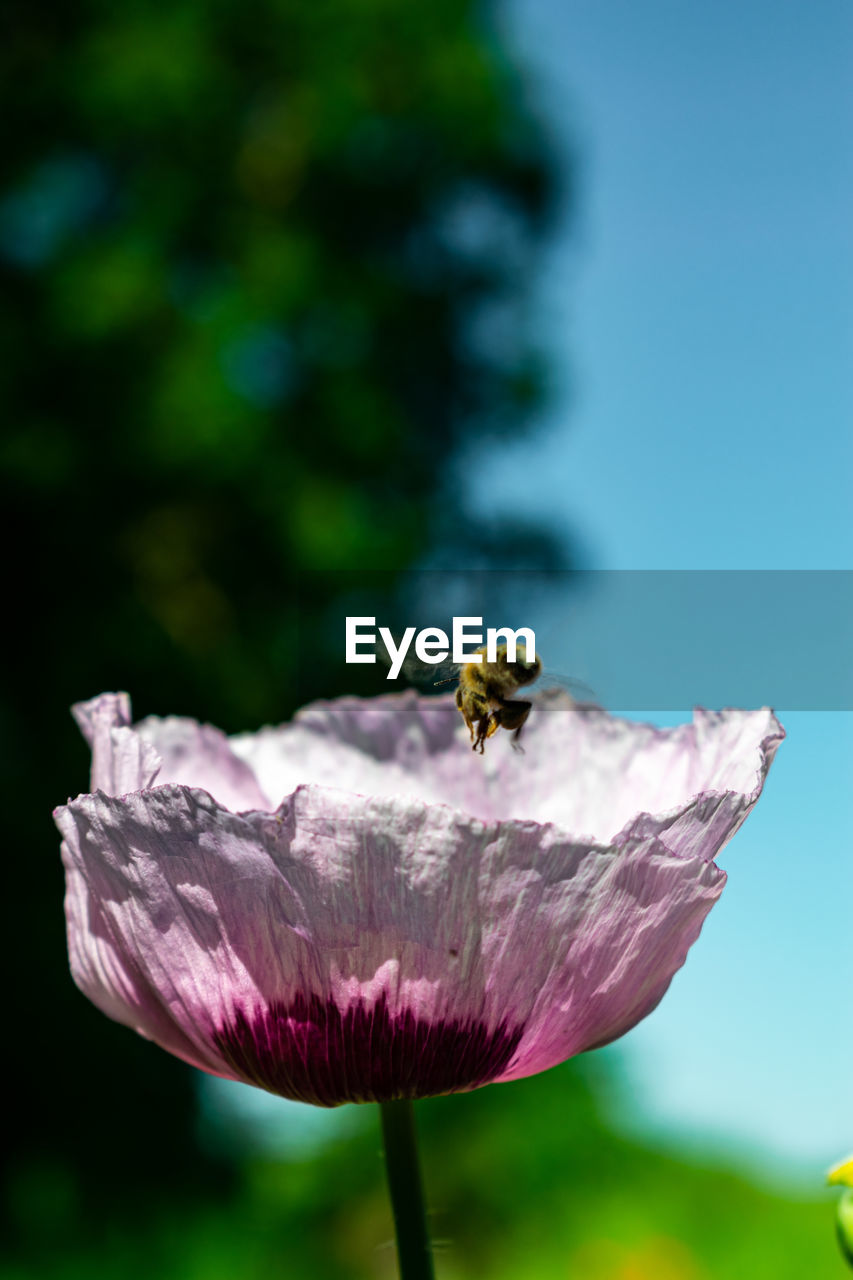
376, 635, 460, 687
532, 671, 598, 704
400, 654, 461, 687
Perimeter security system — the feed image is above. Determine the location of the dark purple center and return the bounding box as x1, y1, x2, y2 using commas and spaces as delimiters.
213, 990, 523, 1106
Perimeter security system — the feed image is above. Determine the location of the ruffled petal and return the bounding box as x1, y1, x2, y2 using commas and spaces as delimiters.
70, 693, 271, 811
135, 715, 271, 811
228, 694, 783, 842
61, 845, 226, 1077
72, 693, 161, 796
55, 770, 756, 1103
483, 700, 784, 838
57, 690, 783, 1104
228, 692, 485, 814
489, 813, 728, 1081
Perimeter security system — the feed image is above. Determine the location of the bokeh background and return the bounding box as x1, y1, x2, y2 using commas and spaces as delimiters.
3, 0, 850, 1277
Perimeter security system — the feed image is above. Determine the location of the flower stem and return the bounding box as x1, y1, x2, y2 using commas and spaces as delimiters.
379, 1099, 435, 1280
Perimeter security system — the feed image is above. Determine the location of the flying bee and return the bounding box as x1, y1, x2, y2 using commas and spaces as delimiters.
378, 635, 591, 754
446, 643, 543, 753
390, 642, 589, 754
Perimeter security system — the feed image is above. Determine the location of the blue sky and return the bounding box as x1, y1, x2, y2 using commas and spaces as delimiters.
469, 0, 853, 1182
481, 0, 853, 573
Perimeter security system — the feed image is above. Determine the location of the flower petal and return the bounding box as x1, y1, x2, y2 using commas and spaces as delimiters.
55, 771, 746, 1103
135, 714, 271, 811
229, 695, 783, 844
492, 700, 784, 840
71, 693, 270, 810
491, 815, 727, 1081
228, 691, 484, 813
72, 693, 161, 796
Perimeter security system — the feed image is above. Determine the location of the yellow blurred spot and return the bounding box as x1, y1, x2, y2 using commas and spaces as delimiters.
572, 1234, 708, 1280
828, 1156, 853, 1187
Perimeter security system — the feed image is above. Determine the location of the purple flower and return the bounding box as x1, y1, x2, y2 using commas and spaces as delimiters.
55, 692, 782, 1107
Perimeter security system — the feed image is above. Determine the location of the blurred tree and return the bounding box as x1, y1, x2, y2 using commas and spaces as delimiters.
0, 0, 570, 1245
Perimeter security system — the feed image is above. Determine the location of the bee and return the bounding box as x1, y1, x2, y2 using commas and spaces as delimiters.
379, 637, 590, 754
442, 643, 542, 753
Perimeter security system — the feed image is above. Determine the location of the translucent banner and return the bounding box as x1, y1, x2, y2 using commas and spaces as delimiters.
293, 570, 853, 710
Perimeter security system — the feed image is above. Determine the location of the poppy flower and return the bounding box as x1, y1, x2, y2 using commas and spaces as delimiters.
54, 691, 782, 1107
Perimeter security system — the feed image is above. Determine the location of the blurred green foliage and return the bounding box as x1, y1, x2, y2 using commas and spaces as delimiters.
2, 0, 564, 726
5, 1060, 840, 1278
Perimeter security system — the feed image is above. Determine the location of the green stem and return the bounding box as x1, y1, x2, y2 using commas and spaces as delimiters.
379, 1099, 435, 1280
